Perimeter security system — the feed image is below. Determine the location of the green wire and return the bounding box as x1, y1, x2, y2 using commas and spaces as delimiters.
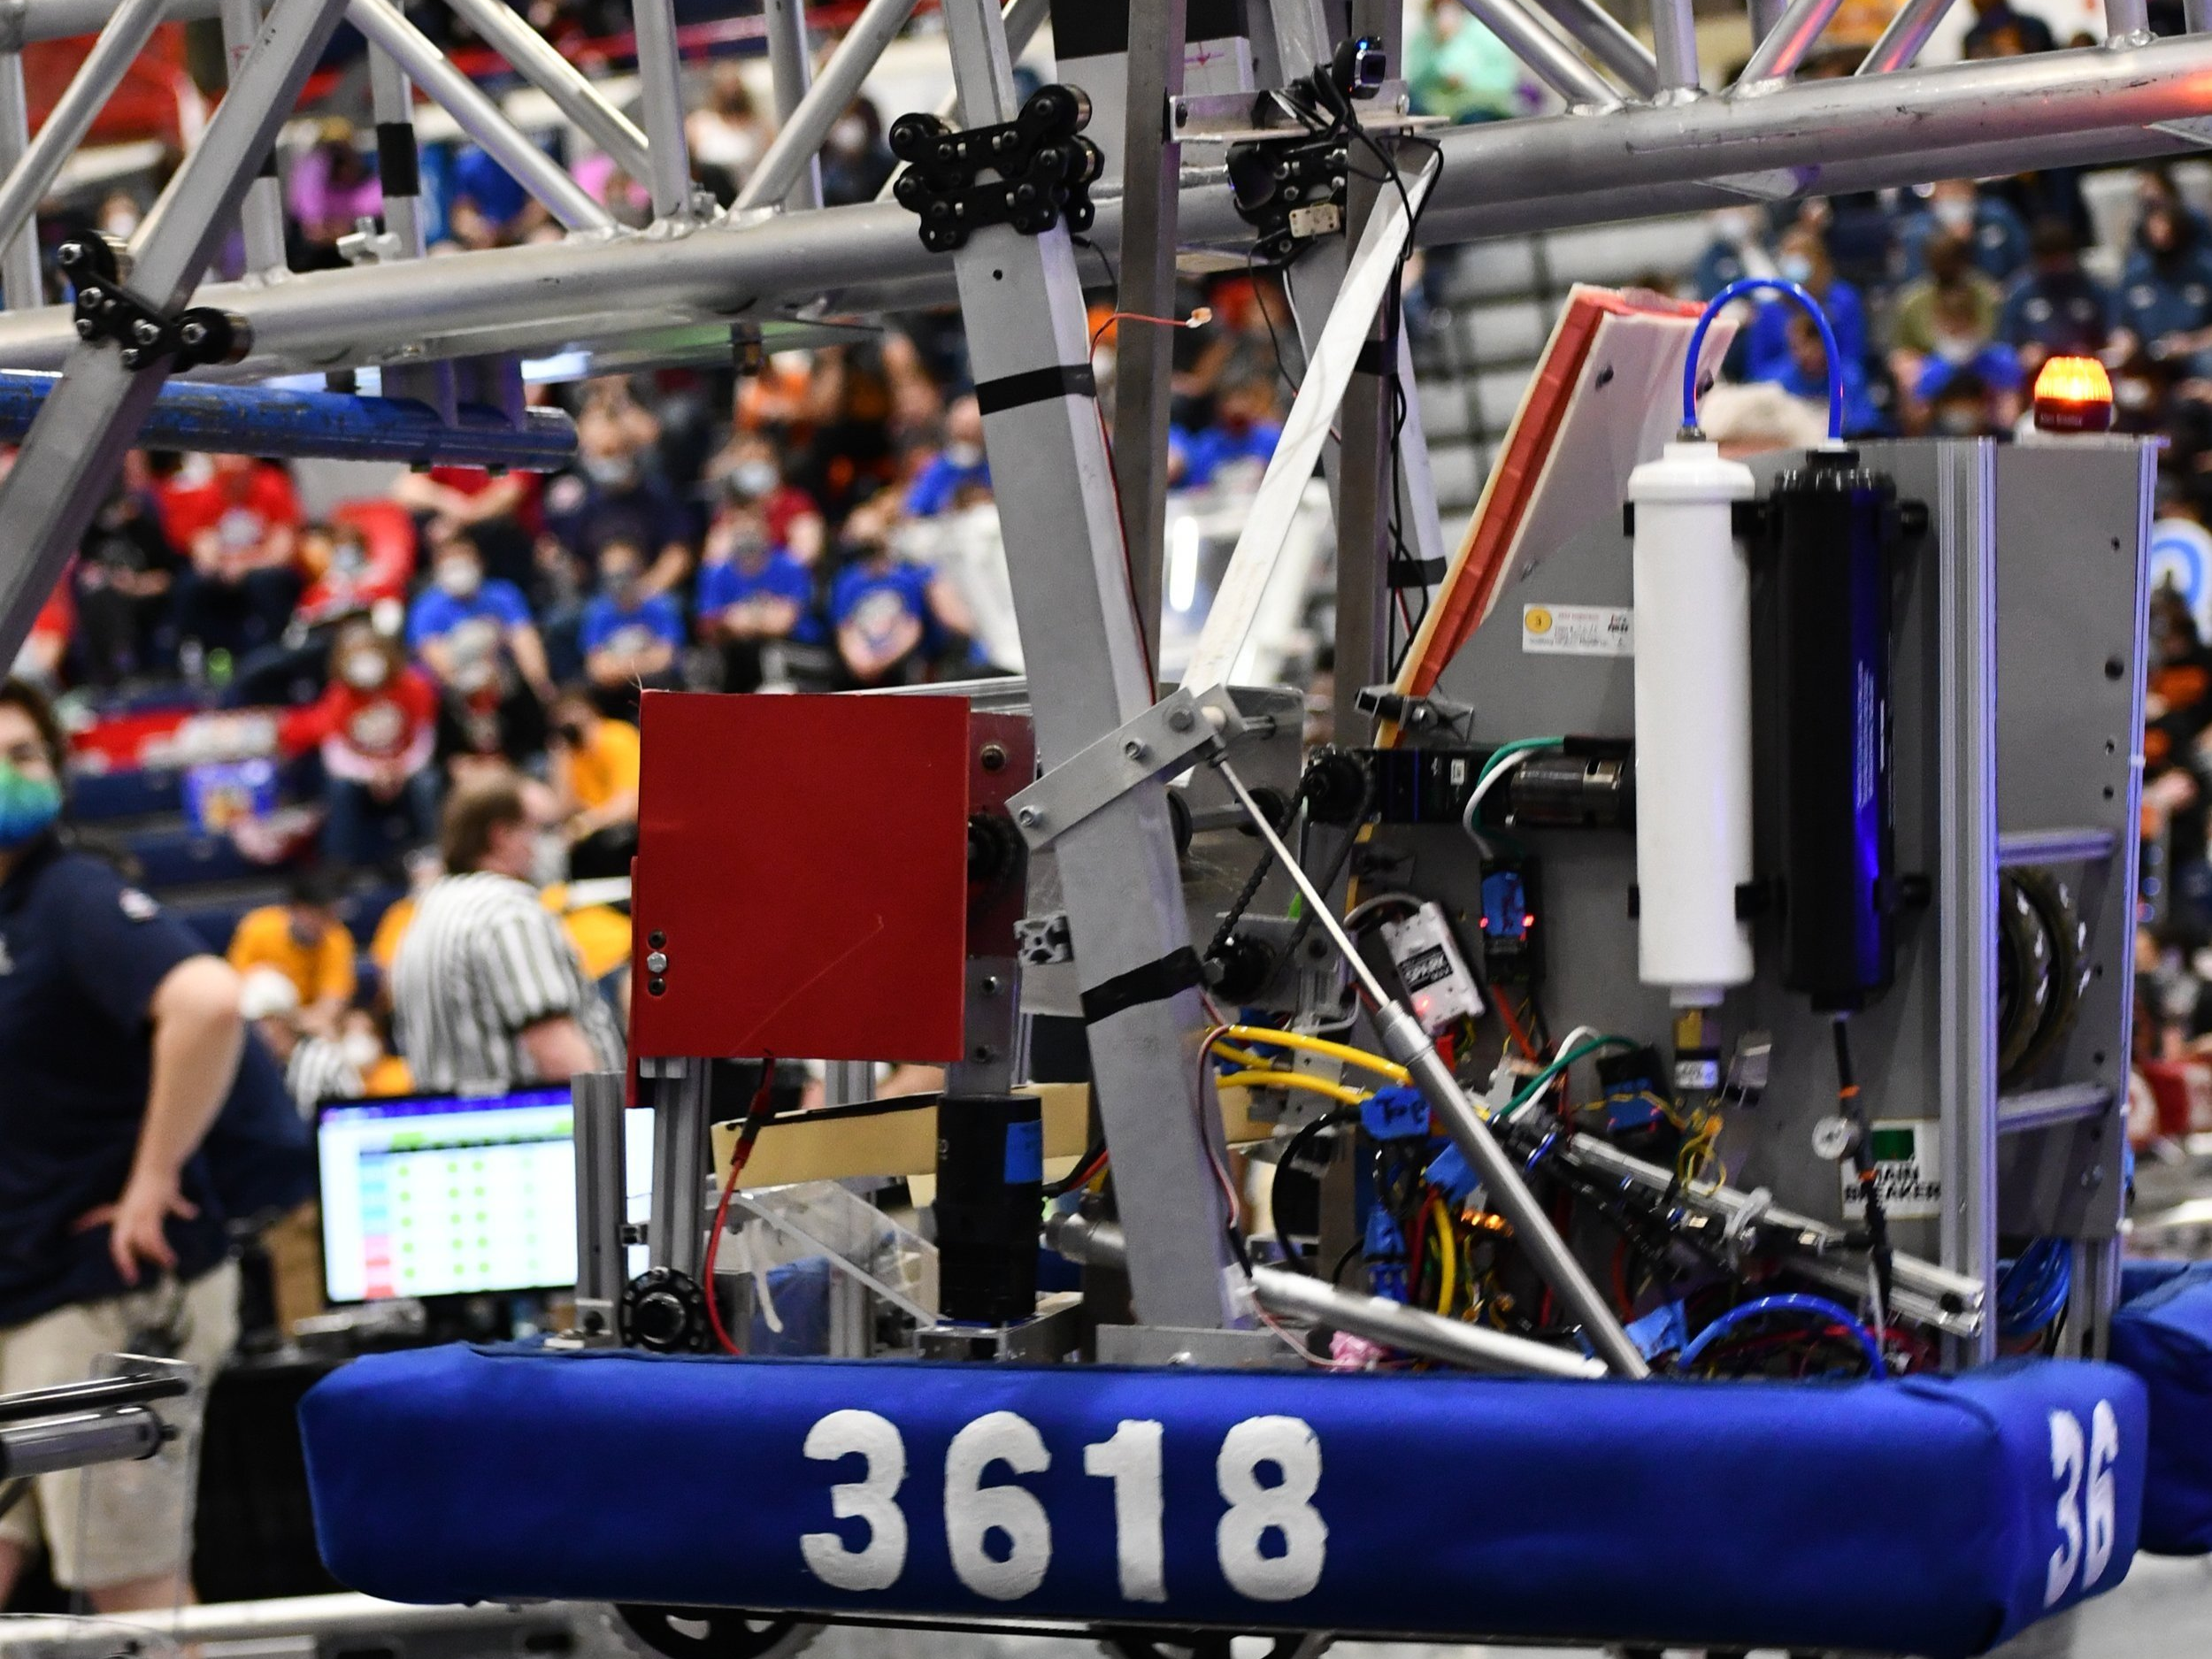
1478, 735, 1566, 785
1499, 1034, 1641, 1119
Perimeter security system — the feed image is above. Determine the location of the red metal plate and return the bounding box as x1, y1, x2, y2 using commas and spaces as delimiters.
629, 693, 972, 1062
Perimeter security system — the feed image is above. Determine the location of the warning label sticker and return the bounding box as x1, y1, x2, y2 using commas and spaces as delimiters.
1522, 603, 1634, 657
1839, 1118, 1943, 1221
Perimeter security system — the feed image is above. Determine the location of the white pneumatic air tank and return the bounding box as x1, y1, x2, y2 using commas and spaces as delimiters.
1627, 438, 1757, 1007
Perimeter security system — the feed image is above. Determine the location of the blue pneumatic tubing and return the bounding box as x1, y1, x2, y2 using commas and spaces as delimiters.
1682, 277, 1844, 441
1677, 1293, 1888, 1378
0, 371, 577, 469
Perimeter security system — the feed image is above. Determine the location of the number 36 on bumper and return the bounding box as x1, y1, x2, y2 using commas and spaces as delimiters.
800, 1410, 1326, 1604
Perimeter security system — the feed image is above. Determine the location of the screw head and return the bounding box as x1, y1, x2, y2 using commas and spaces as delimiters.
179, 319, 206, 347
73, 318, 95, 339
979, 742, 1006, 772
1016, 804, 1043, 828
1124, 739, 1148, 762
1167, 706, 1196, 733
132, 319, 160, 345
645, 950, 669, 973
981, 975, 1002, 995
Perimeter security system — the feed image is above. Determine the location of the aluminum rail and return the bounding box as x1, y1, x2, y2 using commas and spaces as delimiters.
0, 1371, 188, 1425
0, 1407, 165, 1479
0, 39, 2203, 376
1, 0, 219, 41
0, 0, 168, 256
763, 0, 824, 211
0, 1594, 584, 1648
1858, 0, 1955, 73
442, 0, 655, 186
346, 0, 616, 234
221, 0, 288, 277
1733, 0, 1845, 87
876, 0, 1053, 196
1047, 1212, 1609, 1379
631, 0, 697, 222
1527, 0, 1659, 98
0, 53, 38, 307
1458, 0, 1622, 111
733, 0, 919, 212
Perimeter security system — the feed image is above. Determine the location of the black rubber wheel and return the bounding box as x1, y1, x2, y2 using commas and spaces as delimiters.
2010, 866, 2093, 1083
612, 1603, 818, 1659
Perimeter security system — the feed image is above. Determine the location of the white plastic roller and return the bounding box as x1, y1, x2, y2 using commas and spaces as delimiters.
1628, 438, 1757, 1007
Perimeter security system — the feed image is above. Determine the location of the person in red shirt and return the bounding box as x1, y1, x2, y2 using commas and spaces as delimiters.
297, 519, 413, 624
280, 621, 440, 872
162, 454, 304, 664
388, 464, 541, 595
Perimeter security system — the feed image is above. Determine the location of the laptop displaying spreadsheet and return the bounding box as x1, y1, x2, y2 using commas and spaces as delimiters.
318, 1087, 580, 1303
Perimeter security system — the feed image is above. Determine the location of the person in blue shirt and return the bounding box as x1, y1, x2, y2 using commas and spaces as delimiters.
1895, 180, 2031, 287
1999, 219, 2116, 377
580, 535, 684, 719
903, 394, 990, 518
696, 496, 828, 692
407, 534, 554, 765
448, 143, 546, 249
0, 676, 309, 1613
828, 521, 972, 689
1691, 206, 1770, 303
1179, 377, 1284, 489
1912, 329, 2025, 435
1758, 309, 1886, 437
1743, 223, 1867, 386
2116, 201, 2212, 377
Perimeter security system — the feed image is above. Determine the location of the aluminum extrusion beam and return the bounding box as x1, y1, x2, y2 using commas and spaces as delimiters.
1734, 0, 1844, 86
1858, 0, 1955, 73
0, 371, 579, 464
763, 0, 824, 211
0, 0, 354, 672
1528, 0, 1659, 97
734, 0, 918, 212
1048, 1212, 1609, 1379
347, 0, 615, 233
0, 54, 39, 307
221, 0, 288, 276
443, 0, 655, 186
631, 0, 697, 221
0, 0, 168, 256
1459, 0, 1622, 110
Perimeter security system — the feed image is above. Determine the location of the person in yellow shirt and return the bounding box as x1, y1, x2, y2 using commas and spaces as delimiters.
227, 872, 355, 1035
548, 686, 640, 882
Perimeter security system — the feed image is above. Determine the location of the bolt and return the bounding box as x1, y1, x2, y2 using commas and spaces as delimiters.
1175, 101, 1188, 124
2081, 1166, 2104, 1190
132, 319, 160, 345
58, 242, 81, 267
981, 975, 1002, 995
979, 742, 1007, 772
179, 319, 206, 347
1017, 804, 1044, 828
972, 1044, 998, 1063
74, 319, 95, 340
1124, 738, 1148, 762
646, 950, 669, 973
1167, 706, 1196, 733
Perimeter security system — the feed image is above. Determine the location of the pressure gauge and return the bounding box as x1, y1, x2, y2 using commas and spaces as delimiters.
1810, 1114, 1861, 1164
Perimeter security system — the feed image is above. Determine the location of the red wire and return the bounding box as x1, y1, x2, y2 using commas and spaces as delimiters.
1495, 995, 1537, 1059
702, 1056, 779, 1357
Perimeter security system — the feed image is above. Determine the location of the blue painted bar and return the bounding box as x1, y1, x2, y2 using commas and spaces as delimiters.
0, 370, 575, 469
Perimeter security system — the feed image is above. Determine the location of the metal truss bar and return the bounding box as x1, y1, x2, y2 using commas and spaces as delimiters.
940, 0, 1241, 1328
0, 0, 354, 671
1647, 0, 1701, 92
0, 0, 168, 258
1747, 0, 1790, 44
872, 0, 1051, 199
1857, 0, 1954, 73
733, 0, 918, 212
221, 0, 288, 276
0, 54, 40, 308
1458, 0, 1622, 111
2107, 0, 2154, 42
368, 43, 426, 260
1527, 0, 1660, 98
347, 0, 615, 233
1112, 0, 1188, 657
6, 0, 217, 40
763, 0, 824, 211
443, 0, 654, 187
1733, 0, 1843, 87
630, 0, 697, 222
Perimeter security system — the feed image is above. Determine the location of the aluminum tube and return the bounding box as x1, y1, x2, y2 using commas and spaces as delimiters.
1528, 0, 1660, 97
346, 0, 615, 233
1747, 0, 1790, 43
0, 55, 39, 308
763, 0, 824, 211
367, 44, 426, 260
0, 1408, 164, 1479
630, 0, 697, 221
2191, 0, 2212, 31
2106, 0, 2153, 42
1857, 0, 1955, 73
0, 0, 169, 255
7, 0, 217, 39
1457, 0, 1622, 110
571, 1070, 627, 1325
220, 0, 288, 276
0, 1372, 188, 1425
0, 1594, 577, 1647
874, 0, 1054, 199
442, 0, 654, 185
1647, 0, 1701, 91
1735, 0, 1844, 85
733, 0, 918, 211
1048, 1214, 1609, 1379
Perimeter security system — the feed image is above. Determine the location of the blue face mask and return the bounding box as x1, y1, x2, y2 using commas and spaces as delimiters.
0, 758, 62, 851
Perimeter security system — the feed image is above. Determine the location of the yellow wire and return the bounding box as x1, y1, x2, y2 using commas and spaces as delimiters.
1221, 1025, 1410, 1085
1430, 1199, 1456, 1315
1211, 1040, 1273, 1071
1215, 1069, 1374, 1107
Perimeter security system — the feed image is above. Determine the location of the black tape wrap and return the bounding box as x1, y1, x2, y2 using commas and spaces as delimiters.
975, 362, 1096, 416
1081, 946, 1205, 1024
377, 122, 420, 198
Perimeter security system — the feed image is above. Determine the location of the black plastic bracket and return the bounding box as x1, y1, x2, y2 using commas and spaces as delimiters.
889, 84, 1102, 254
1227, 126, 1349, 266
61, 237, 250, 373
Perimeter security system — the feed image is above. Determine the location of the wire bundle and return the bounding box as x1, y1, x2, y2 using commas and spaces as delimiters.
1996, 1238, 2074, 1345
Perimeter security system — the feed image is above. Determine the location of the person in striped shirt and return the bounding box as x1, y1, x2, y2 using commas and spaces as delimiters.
390, 776, 625, 1090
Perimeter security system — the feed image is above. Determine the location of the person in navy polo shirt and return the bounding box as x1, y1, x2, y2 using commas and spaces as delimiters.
0, 677, 308, 1612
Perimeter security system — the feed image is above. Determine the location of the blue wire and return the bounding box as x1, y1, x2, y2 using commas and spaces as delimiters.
1681, 277, 1844, 442
1677, 1293, 1888, 1379
1997, 1239, 2073, 1340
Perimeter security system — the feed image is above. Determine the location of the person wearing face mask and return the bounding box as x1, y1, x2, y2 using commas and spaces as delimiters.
225, 870, 357, 1039
1693, 206, 1777, 302
161, 453, 304, 666
903, 395, 992, 519
829, 503, 977, 689
0, 676, 310, 1616
547, 687, 641, 883
407, 536, 554, 766
72, 455, 180, 687
696, 498, 828, 693
1999, 218, 2115, 378
818, 97, 895, 206
2116, 200, 2212, 380
1742, 223, 1868, 387
280, 624, 440, 871
1178, 375, 1285, 489
706, 435, 826, 564
1888, 231, 2003, 416
541, 386, 695, 604
388, 772, 625, 1090
579, 536, 685, 721
1898, 180, 2030, 286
